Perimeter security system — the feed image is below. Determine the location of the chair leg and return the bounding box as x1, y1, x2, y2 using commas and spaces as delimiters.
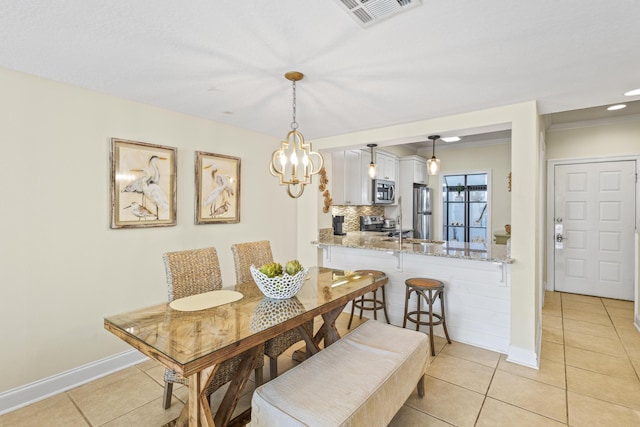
348, 297, 357, 329
439, 289, 452, 344
381, 285, 391, 324
402, 287, 410, 328
428, 290, 435, 356
255, 366, 264, 387
269, 356, 278, 381
162, 381, 173, 409
417, 374, 425, 398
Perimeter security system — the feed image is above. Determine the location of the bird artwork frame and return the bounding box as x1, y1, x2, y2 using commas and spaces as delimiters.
195, 151, 240, 224
110, 138, 177, 229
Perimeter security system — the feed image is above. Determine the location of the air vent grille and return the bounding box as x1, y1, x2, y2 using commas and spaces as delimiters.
335, 0, 422, 27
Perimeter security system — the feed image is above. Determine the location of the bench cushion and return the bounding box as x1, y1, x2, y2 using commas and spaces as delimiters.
250, 321, 430, 427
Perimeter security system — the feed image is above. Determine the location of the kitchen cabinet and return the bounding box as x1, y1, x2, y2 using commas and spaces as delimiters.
375, 151, 398, 182
331, 150, 363, 205
399, 155, 428, 185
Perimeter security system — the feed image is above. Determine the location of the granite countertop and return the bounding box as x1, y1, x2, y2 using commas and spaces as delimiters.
314, 231, 513, 264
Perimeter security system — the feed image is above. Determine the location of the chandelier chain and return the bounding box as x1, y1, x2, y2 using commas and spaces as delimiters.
290, 80, 298, 130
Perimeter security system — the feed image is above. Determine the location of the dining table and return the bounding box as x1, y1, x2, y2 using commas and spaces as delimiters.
103, 266, 388, 427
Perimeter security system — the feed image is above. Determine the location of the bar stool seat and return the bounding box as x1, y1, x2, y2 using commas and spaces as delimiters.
348, 270, 390, 329
402, 277, 451, 356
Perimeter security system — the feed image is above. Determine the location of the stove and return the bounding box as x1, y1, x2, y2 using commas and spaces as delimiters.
359, 215, 384, 232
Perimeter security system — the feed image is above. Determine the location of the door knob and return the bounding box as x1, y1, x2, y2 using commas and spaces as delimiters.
555, 233, 567, 242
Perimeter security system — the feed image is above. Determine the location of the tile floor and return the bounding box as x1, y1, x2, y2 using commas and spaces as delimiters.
2, 291, 640, 426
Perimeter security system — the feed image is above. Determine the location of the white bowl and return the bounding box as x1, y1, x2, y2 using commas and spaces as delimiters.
250, 265, 308, 299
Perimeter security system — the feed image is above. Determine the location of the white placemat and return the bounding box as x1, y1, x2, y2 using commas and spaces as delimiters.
169, 290, 243, 312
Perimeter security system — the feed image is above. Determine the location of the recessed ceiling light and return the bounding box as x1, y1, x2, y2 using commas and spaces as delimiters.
607, 104, 627, 111
441, 137, 461, 143
624, 88, 640, 96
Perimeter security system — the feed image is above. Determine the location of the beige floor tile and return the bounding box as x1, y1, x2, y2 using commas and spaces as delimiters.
605, 306, 635, 319
144, 364, 167, 386
602, 298, 634, 309
543, 314, 563, 330
438, 340, 501, 368
389, 405, 452, 427
541, 340, 565, 364
611, 315, 638, 331
476, 397, 566, 427
431, 335, 451, 355
101, 396, 182, 427
568, 391, 640, 426
497, 355, 566, 388
562, 308, 612, 326
0, 393, 89, 427
542, 324, 564, 344
542, 304, 562, 318
561, 293, 603, 305
487, 370, 567, 423
67, 366, 164, 426
426, 353, 495, 394
562, 299, 607, 315
404, 376, 484, 427
564, 330, 626, 358
136, 358, 160, 371
565, 346, 637, 380
631, 358, 640, 377
562, 317, 616, 338
566, 365, 640, 410
545, 291, 562, 304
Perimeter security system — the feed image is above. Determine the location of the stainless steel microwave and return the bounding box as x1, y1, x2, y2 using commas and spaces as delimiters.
373, 179, 395, 204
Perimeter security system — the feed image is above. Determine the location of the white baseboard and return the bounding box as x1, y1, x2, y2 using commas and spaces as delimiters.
0, 350, 148, 416
507, 344, 540, 369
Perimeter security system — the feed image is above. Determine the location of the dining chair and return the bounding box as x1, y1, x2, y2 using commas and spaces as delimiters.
161, 247, 264, 409
231, 240, 313, 380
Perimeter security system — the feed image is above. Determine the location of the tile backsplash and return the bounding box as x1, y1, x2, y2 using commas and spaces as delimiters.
331, 205, 385, 232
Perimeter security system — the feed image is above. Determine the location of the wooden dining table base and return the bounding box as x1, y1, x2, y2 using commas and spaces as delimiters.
175, 303, 348, 427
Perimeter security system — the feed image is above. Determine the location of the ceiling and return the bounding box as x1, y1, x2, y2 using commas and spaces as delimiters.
1, 1, 639, 143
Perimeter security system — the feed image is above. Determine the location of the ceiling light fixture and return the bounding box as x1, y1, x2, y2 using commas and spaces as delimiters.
441, 136, 461, 143
427, 135, 441, 175
367, 143, 378, 179
624, 88, 640, 96
607, 104, 627, 111
269, 71, 324, 198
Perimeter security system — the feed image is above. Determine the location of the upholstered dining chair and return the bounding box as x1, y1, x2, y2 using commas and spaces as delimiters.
231, 240, 313, 380
161, 247, 264, 409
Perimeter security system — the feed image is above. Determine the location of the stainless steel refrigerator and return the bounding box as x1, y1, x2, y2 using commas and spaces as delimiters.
413, 185, 432, 239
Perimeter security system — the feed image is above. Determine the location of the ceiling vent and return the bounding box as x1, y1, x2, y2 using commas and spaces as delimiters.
335, 0, 422, 28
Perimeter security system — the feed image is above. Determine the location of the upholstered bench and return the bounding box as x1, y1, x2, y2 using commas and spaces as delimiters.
250, 320, 430, 427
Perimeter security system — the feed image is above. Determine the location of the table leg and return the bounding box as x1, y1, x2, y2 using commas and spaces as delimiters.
316, 303, 347, 347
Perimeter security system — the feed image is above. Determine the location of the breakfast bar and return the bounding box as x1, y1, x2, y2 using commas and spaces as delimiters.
315, 231, 514, 356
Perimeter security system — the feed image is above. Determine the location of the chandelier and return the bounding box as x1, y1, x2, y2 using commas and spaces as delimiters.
269, 71, 324, 198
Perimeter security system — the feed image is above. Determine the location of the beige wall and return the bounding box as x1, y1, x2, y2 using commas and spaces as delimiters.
0, 67, 301, 392
546, 119, 640, 160
431, 142, 512, 240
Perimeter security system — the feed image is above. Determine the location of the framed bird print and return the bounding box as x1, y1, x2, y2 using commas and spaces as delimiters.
195, 151, 240, 224
110, 138, 177, 229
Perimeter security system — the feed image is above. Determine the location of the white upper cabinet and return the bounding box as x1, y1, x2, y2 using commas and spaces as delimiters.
400, 155, 428, 185
375, 151, 398, 182
331, 150, 363, 205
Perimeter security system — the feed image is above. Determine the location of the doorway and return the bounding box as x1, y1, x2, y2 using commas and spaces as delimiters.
550, 159, 637, 300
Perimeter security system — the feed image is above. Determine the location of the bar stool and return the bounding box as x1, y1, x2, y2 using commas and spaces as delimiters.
347, 270, 390, 329
402, 278, 451, 356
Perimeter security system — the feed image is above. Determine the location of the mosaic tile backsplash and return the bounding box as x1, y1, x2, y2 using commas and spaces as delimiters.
331, 205, 385, 232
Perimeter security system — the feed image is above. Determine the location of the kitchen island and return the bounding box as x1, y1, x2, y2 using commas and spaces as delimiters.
315, 230, 514, 356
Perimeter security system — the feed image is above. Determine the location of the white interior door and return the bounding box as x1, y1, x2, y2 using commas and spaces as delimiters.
554, 160, 636, 300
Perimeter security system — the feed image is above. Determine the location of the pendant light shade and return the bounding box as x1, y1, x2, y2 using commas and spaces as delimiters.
269, 71, 324, 198
367, 143, 378, 179
427, 135, 440, 175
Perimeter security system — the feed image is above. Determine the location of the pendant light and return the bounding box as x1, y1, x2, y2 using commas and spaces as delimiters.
427, 135, 440, 175
269, 71, 324, 198
367, 143, 378, 179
